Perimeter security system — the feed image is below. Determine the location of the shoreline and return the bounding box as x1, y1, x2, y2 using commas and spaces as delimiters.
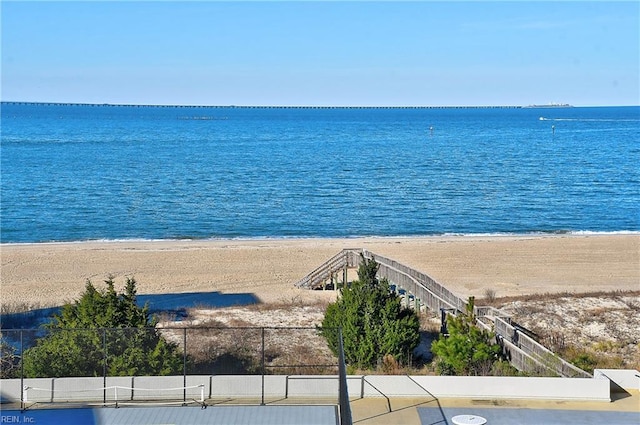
2, 234, 638, 309
3, 230, 638, 247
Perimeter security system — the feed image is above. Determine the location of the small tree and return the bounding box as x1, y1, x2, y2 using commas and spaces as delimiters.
23, 277, 182, 378
321, 255, 420, 370
431, 297, 502, 375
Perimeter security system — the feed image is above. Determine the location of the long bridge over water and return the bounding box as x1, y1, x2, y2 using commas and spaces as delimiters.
2, 101, 524, 109
295, 249, 590, 378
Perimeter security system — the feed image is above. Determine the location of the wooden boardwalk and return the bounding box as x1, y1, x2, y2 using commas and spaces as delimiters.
295, 249, 590, 378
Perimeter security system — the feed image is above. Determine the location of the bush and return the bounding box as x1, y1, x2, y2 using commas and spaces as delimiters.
431, 297, 503, 376
23, 277, 182, 377
321, 255, 420, 370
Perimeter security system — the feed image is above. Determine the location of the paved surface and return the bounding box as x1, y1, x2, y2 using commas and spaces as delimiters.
419, 406, 639, 425
3, 390, 638, 425
0, 405, 339, 425
349, 390, 640, 425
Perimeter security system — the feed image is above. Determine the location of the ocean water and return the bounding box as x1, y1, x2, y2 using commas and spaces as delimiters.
1, 102, 638, 243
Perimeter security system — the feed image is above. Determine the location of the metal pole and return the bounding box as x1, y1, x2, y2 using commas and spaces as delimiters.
183, 328, 187, 404
337, 328, 353, 425
261, 327, 265, 406
20, 330, 24, 411
103, 329, 107, 405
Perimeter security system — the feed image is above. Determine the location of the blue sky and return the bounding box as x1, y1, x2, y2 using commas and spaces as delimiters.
2, 1, 638, 106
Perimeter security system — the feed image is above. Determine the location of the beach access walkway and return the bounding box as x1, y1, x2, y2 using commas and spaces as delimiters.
296, 248, 590, 378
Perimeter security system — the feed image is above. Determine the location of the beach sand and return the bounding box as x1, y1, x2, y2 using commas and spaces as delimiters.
1, 234, 638, 309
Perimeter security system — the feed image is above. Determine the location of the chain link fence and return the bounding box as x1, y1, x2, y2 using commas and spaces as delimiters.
0, 326, 341, 380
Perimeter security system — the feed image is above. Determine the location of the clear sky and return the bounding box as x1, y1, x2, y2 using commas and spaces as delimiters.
2, 1, 638, 107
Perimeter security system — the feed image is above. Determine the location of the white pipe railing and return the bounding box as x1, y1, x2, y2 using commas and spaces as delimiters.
23, 384, 205, 405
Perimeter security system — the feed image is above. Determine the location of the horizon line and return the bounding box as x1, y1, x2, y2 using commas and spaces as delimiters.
3, 100, 639, 109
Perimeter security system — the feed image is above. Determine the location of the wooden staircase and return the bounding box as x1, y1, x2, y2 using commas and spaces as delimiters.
295, 249, 363, 289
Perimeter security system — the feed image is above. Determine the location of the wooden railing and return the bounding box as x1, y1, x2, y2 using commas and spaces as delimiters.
361, 250, 466, 313
295, 249, 362, 290
295, 249, 592, 378
494, 317, 591, 378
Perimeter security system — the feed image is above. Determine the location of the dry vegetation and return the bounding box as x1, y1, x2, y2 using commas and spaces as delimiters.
1, 301, 47, 315
156, 289, 640, 375
480, 290, 640, 371
156, 297, 441, 375
155, 299, 454, 376
4, 288, 637, 375
157, 298, 339, 375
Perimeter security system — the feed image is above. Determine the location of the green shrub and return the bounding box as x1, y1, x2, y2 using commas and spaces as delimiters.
321, 255, 420, 370
431, 297, 503, 376
23, 277, 182, 378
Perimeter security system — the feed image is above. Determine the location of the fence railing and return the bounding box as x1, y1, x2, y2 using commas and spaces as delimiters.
0, 326, 341, 380
361, 250, 466, 313
22, 382, 207, 407
297, 249, 470, 314
295, 249, 591, 379
295, 249, 362, 289
494, 317, 591, 378
1, 326, 354, 415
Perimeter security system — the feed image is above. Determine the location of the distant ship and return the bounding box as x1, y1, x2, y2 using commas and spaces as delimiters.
524, 103, 573, 108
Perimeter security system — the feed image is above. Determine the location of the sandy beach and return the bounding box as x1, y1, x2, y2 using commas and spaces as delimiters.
1, 234, 638, 309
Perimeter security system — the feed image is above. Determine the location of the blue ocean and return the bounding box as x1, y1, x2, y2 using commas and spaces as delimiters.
1, 102, 638, 243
